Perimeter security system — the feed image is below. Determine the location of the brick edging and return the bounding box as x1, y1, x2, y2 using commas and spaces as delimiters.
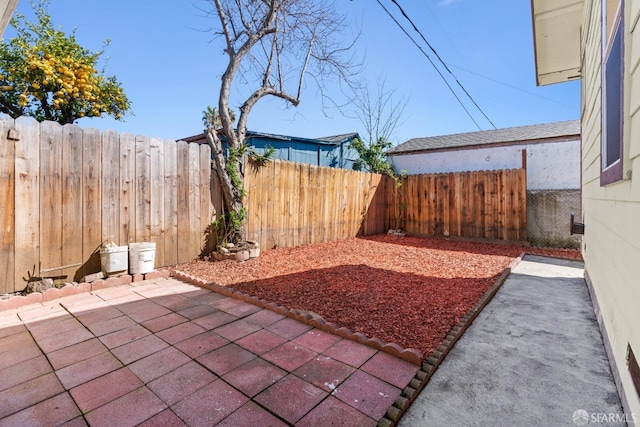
377, 251, 525, 427
171, 270, 424, 366
0, 270, 170, 312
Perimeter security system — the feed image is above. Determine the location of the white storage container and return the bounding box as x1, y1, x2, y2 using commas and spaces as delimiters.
128, 242, 156, 274
99, 245, 128, 276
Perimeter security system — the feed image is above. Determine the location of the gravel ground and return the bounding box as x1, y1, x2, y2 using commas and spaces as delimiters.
170, 235, 581, 356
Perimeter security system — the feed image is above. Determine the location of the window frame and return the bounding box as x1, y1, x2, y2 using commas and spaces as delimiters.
601, 0, 625, 186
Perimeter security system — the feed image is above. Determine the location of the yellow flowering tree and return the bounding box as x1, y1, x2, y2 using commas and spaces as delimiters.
0, 4, 130, 124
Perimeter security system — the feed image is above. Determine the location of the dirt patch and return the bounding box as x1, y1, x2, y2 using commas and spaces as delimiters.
170, 235, 581, 356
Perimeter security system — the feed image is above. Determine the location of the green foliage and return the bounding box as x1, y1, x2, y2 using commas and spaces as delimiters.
351, 137, 394, 175
248, 145, 275, 167
0, 1, 131, 124
213, 208, 247, 246
226, 144, 247, 198
350, 136, 408, 230
202, 105, 236, 131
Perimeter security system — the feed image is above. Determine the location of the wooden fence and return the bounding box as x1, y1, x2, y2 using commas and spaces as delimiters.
244, 159, 390, 249
0, 117, 527, 295
397, 169, 527, 242
0, 117, 214, 294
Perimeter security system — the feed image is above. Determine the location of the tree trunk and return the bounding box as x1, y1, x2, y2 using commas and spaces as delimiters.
206, 129, 246, 243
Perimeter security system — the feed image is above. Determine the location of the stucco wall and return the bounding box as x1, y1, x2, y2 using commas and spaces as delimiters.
580, 0, 640, 417
389, 139, 580, 190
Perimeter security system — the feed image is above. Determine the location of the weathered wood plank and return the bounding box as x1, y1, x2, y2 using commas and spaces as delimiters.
245, 158, 258, 243
176, 141, 190, 263
436, 174, 446, 235
119, 133, 136, 245
297, 163, 308, 245
13, 117, 39, 290
61, 124, 83, 281
286, 160, 295, 245
82, 128, 102, 279
482, 171, 491, 239
262, 159, 275, 249
188, 142, 201, 261
39, 121, 63, 278
199, 143, 212, 257
101, 130, 120, 244
135, 135, 151, 243
163, 140, 178, 266
0, 118, 15, 294
308, 165, 319, 244
150, 137, 164, 266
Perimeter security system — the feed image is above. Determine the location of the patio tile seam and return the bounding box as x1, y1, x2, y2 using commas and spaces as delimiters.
172, 270, 423, 366
377, 252, 525, 427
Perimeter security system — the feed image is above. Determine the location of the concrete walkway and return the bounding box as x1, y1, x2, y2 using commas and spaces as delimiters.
400, 255, 626, 427
0, 277, 419, 426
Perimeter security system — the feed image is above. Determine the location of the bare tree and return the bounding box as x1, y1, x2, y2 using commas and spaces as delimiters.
203, 0, 359, 244
352, 76, 408, 150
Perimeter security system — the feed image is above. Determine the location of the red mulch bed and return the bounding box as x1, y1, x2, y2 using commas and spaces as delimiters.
170, 235, 581, 357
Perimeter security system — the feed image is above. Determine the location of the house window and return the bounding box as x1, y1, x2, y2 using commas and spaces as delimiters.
601, 0, 624, 185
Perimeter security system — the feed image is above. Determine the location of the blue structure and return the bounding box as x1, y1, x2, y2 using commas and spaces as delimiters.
182, 130, 361, 170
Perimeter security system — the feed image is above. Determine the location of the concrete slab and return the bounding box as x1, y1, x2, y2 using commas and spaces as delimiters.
400, 255, 626, 427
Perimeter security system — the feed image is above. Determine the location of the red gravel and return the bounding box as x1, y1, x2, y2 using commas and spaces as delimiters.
170, 235, 581, 357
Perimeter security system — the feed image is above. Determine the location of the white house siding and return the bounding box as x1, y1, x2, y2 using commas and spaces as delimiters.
581, 0, 640, 417
388, 139, 580, 190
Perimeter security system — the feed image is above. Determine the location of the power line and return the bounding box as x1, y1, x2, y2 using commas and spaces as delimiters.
445, 63, 576, 109
386, 0, 497, 130
415, 0, 574, 110
374, 0, 483, 130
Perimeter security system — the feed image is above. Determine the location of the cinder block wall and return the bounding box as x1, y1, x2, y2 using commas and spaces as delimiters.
526, 190, 581, 248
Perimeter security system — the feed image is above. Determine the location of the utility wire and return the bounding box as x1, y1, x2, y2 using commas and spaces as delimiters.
418, 0, 574, 110
375, 0, 483, 131
445, 62, 576, 109
387, 0, 497, 129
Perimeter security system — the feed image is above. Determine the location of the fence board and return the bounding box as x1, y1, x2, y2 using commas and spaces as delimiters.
150, 137, 164, 265
82, 128, 102, 279
39, 122, 63, 278
245, 160, 260, 245
102, 130, 120, 244
176, 141, 190, 263
135, 135, 151, 243
163, 141, 178, 266
61, 124, 83, 280
297, 163, 309, 246
286, 163, 296, 246
308, 165, 319, 245
188, 142, 200, 261
13, 117, 39, 291
199, 144, 212, 256
263, 159, 276, 248
0, 119, 15, 294
119, 133, 135, 245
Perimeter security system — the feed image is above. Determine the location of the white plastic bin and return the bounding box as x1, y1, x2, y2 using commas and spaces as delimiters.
100, 245, 128, 276
129, 242, 156, 274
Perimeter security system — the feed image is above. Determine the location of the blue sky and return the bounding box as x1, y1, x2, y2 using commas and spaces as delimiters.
6, 0, 580, 145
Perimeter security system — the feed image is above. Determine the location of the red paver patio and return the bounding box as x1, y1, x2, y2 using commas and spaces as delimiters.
0, 276, 420, 425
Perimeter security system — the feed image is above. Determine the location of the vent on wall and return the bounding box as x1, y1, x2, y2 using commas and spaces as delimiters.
628, 344, 640, 399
